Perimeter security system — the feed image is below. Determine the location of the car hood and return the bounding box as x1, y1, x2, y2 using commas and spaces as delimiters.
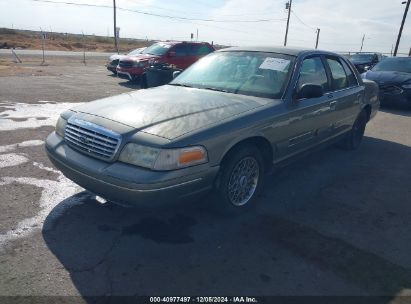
71, 85, 277, 140
109, 54, 126, 61
363, 70, 411, 85
120, 53, 160, 62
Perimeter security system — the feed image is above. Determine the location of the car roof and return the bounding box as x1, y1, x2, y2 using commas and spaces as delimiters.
217, 46, 338, 57
353, 52, 380, 55
160, 40, 211, 46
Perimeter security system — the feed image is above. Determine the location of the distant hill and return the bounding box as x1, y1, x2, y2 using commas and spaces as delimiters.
0, 28, 153, 52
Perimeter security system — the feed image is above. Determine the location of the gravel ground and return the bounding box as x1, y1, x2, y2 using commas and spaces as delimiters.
0, 53, 411, 303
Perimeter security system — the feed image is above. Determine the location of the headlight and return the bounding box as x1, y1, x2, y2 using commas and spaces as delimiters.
118, 143, 208, 170
119, 144, 160, 168
55, 116, 67, 138
402, 83, 411, 89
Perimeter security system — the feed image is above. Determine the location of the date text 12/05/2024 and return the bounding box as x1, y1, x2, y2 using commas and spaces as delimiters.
149, 297, 258, 303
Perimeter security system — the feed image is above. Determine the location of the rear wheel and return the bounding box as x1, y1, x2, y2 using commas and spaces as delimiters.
339, 110, 367, 150
215, 144, 264, 212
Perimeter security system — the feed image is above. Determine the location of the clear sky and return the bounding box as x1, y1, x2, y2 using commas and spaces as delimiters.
1, 0, 411, 54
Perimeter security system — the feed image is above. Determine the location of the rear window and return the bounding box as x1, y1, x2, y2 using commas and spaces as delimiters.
340, 59, 358, 86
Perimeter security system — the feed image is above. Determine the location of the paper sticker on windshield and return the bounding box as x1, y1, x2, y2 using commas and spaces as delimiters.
259, 58, 290, 71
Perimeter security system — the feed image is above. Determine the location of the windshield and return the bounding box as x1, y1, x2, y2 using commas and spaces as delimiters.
170, 51, 294, 99
142, 43, 171, 56
128, 48, 145, 56
351, 54, 374, 61
372, 57, 411, 73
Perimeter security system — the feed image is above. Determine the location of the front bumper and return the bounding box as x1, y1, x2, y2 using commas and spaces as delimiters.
45, 132, 219, 207
106, 64, 117, 73
116, 67, 144, 81
379, 86, 411, 107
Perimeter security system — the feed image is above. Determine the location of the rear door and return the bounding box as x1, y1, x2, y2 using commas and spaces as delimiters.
324, 56, 363, 136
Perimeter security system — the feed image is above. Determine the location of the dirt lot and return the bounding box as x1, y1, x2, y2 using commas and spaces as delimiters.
0, 28, 151, 53
0, 53, 411, 302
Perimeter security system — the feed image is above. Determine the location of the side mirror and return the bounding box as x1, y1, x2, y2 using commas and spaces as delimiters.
173, 71, 181, 79
168, 51, 176, 58
296, 84, 324, 99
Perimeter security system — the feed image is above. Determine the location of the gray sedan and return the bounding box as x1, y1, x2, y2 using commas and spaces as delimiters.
46, 47, 379, 210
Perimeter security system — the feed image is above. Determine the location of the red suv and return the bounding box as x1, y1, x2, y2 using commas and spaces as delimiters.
116, 41, 215, 83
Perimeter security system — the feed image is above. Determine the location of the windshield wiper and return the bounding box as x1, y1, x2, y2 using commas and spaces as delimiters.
203, 87, 232, 93
169, 83, 194, 88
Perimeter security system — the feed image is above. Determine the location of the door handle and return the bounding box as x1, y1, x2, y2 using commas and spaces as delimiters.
330, 101, 337, 109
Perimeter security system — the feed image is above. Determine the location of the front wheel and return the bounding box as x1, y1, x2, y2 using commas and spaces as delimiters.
140, 74, 148, 88
215, 144, 264, 211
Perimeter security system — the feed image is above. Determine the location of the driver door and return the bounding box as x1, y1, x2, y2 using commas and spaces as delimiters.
276, 55, 335, 160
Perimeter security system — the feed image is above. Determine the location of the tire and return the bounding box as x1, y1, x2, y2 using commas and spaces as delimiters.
339, 110, 367, 150
214, 144, 264, 212
140, 74, 148, 88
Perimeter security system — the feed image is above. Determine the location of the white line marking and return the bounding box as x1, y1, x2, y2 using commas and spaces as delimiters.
0, 165, 82, 250
0, 140, 44, 153
0, 153, 29, 168
0, 101, 82, 131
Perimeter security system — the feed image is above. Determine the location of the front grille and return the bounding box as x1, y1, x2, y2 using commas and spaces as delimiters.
110, 59, 119, 66
119, 61, 133, 68
379, 85, 403, 95
65, 118, 121, 161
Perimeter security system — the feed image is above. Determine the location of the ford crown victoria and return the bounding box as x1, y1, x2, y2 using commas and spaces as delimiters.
46, 47, 379, 210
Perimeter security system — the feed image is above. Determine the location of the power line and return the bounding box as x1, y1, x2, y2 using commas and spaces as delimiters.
29, 0, 287, 23
135, 1, 283, 17
290, 10, 316, 31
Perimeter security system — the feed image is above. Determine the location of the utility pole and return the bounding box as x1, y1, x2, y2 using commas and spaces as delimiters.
284, 0, 292, 46
40, 27, 45, 65
394, 0, 410, 56
82, 30, 86, 65
360, 34, 365, 52
113, 0, 118, 54
196, 28, 198, 41
315, 28, 320, 49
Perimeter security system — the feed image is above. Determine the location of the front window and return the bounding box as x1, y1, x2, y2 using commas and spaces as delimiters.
326, 57, 348, 90
372, 58, 411, 73
297, 56, 329, 92
142, 43, 172, 56
173, 44, 190, 57
170, 51, 294, 99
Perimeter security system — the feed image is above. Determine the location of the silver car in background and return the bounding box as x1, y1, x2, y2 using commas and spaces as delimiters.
106, 47, 146, 74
